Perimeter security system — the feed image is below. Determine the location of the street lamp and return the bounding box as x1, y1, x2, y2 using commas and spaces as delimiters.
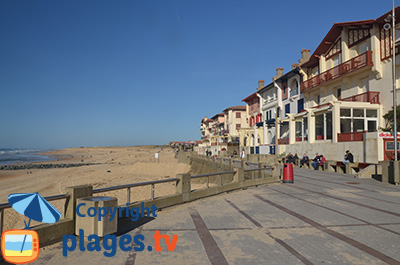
385, 1, 397, 161
392, 0, 397, 162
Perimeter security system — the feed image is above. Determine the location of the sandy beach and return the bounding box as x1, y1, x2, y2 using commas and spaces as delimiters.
0, 146, 190, 230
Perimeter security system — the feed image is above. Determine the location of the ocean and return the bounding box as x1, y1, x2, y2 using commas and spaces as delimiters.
0, 148, 55, 165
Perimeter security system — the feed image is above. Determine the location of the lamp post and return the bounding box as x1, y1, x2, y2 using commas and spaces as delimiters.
392, 0, 398, 161
387, 1, 398, 161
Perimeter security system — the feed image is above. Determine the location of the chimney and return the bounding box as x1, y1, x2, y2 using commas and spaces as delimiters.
299, 49, 311, 65
257, 80, 265, 90
273, 68, 284, 81
292, 63, 300, 70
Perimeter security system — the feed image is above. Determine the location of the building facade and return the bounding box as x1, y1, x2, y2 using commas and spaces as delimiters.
278, 9, 400, 162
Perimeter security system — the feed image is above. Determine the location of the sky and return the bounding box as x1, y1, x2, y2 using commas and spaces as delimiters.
0, 0, 394, 149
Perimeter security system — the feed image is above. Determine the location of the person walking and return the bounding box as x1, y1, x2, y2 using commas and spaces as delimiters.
240, 148, 246, 160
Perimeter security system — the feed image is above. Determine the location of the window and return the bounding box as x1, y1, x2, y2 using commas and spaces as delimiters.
236, 112, 241, 118
265, 111, 269, 121
285, 104, 290, 116
297, 98, 304, 113
315, 112, 332, 140
290, 80, 299, 97
357, 41, 368, 55
333, 56, 340, 67
315, 114, 324, 140
236, 124, 241, 130
340, 108, 378, 134
366, 109, 377, 117
312, 67, 319, 77
295, 117, 308, 142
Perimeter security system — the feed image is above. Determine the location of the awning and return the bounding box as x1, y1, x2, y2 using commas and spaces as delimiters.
312, 104, 332, 114
292, 110, 308, 119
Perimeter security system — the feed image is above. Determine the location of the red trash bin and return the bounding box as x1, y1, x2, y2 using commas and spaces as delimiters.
283, 163, 294, 183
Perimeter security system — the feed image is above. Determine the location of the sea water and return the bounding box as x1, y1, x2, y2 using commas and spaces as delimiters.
0, 148, 55, 165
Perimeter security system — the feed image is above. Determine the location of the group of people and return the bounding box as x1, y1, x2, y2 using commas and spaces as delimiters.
284, 152, 324, 170
284, 150, 354, 170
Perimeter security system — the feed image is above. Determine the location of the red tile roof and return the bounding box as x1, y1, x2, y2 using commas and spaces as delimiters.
242, 92, 258, 102
301, 19, 375, 68
223, 105, 246, 112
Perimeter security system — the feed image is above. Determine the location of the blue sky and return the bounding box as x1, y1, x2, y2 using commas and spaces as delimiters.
0, 0, 393, 148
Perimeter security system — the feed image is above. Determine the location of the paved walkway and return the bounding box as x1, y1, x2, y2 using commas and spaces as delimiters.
4, 168, 400, 265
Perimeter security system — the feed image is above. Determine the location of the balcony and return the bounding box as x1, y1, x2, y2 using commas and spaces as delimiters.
278, 138, 289, 145
301, 51, 373, 92
341, 91, 380, 104
295, 137, 308, 142
337, 132, 364, 142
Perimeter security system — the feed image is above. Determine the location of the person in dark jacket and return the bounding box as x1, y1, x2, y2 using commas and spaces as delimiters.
343, 150, 354, 164
311, 153, 321, 170
300, 154, 309, 168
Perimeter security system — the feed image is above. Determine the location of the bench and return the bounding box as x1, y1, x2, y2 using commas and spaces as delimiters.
350, 163, 370, 173
326, 161, 346, 173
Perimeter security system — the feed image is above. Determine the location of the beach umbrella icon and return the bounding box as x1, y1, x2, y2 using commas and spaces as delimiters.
7, 192, 61, 252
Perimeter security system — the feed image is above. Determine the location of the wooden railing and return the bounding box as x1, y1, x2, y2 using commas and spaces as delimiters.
301, 51, 373, 92
337, 131, 364, 142
341, 91, 380, 104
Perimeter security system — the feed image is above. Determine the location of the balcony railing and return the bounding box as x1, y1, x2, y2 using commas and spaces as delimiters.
295, 137, 308, 142
337, 131, 364, 142
278, 138, 289, 145
301, 51, 373, 92
341, 91, 380, 104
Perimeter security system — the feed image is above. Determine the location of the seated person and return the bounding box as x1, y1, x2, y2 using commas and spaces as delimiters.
343, 150, 354, 164
311, 153, 321, 170
319, 154, 326, 170
299, 154, 309, 168
293, 153, 299, 165
286, 152, 294, 164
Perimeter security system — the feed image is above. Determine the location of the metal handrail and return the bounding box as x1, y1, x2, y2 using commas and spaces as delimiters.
92, 178, 178, 193
244, 168, 268, 172
191, 171, 236, 179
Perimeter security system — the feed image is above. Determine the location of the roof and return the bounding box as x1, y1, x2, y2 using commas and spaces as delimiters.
275, 67, 300, 82
301, 19, 375, 68
242, 92, 258, 102
376, 6, 400, 24
257, 81, 275, 94
204, 119, 214, 123
223, 106, 246, 112
211, 113, 224, 120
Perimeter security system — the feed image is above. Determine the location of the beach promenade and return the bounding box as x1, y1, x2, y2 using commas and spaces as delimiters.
6, 168, 400, 265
